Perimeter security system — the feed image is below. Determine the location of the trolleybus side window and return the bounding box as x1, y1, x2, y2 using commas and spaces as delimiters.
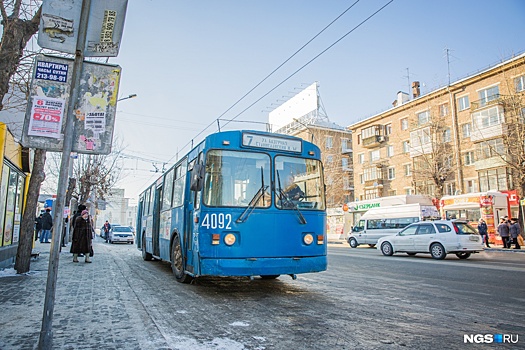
172, 160, 187, 208
202, 150, 271, 208
162, 168, 175, 210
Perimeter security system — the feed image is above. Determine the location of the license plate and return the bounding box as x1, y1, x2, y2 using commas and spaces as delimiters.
469, 235, 479, 241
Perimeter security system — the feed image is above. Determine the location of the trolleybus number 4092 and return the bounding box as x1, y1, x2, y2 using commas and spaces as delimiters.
201, 213, 232, 230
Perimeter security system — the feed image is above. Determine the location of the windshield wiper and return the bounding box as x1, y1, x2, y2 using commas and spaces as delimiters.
276, 171, 306, 225
237, 167, 267, 223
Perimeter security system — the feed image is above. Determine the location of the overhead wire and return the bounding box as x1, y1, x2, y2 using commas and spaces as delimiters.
139, 0, 395, 192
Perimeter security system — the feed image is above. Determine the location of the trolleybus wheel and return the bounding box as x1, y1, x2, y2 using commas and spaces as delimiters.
142, 235, 152, 261
260, 275, 280, 280
171, 236, 192, 284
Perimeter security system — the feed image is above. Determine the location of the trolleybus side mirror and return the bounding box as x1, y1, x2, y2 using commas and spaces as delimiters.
190, 163, 205, 191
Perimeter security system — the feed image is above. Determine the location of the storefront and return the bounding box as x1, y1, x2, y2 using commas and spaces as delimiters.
440, 191, 510, 245
0, 123, 29, 268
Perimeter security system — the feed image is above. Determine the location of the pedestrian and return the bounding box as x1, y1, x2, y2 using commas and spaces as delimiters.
70, 209, 93, 263
34, 214, 43, 242
477, 218, 490, 248
70, 204, 87, 257
509, 218, 521, 249
497, 218, 510, 248
40, 208, 53, 243
102, 220, 112, 243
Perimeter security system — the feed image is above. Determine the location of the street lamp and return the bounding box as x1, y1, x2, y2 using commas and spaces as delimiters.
293, 118, 314, 142
117, 93, 137, 102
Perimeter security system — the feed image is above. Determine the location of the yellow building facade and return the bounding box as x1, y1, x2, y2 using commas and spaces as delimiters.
0, 122, 30, 268
349, 53, 525, 215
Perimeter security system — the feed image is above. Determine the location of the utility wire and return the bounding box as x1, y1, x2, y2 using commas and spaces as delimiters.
221, 0, 395, 129
165, 1, 365, 165
159, 0, 395, 185
214, 0, 361, 122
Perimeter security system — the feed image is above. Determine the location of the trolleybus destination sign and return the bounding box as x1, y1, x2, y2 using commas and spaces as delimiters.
242, 132, 302, 152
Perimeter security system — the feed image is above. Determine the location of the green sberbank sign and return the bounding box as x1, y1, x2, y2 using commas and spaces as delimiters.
354, 203, 380, 210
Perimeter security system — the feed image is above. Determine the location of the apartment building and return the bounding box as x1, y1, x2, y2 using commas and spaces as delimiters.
349, 52, 525, 202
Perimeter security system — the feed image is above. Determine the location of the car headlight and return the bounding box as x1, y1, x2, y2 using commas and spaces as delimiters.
303, 234, 314, 245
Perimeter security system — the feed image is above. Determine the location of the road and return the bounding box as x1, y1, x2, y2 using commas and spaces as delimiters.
97, 241, 525, 349
2, 240, 524, 349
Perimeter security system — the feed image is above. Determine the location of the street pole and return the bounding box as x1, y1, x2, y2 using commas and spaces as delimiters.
38, 1, 91, 349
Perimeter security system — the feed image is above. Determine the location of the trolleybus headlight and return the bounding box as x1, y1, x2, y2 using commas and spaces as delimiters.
303, 234, 314, 245
224, 233, 236, 246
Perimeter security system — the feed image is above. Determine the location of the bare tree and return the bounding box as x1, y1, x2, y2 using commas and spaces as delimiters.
43, 139, 125, 208
1, 0, 45, 274
410, 104, 457, 200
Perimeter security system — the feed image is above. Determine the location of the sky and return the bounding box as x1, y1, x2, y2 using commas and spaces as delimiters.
15, 0, 525, 201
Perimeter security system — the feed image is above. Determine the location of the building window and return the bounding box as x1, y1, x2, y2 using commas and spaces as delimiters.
325, 136, 333, 149
439, 103, 449, 117
343, 177, 351, 190
463, 151, 475, 165
387, 167, 396, 180
370, 150, 380, 162
478, 85, 500, 107
478, 168, 510, 192
461, 123, 471, 138
404, 164, 412, 176
458, 95, 470, 111
326, 155, 333, 165
386, 145, 394, 157
515, 75, 525, 92
465, 180, 477, 193
357, 134, 361, 145
442, 128, 451, 143
401, 118, 408, 130
358, 153, 365, 164
359, 174, 364, 184
364, 167, 382, 181
445, 182, 456, 196
417, 110, 430, 126
402, 141, 410, 153
341, 138, 350, 152
472, 106, 504, 129
405, 188, 412, 195
410, 128, 431, 147
477, 138, 505, 160
342, 158, 349, 170
385, 123, 392, 135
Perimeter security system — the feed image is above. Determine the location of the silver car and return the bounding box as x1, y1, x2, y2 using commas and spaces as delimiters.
108, 225, 134, 244
377, 220, 484, 260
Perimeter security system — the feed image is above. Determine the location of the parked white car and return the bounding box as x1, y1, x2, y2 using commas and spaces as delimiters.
377, 220, 484, 260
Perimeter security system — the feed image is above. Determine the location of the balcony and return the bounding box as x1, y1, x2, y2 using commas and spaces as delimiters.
362, 135, 386, 148
470, 95, 502, 111
341, 147, 353, 154
364, 179, 384, 188
471, 122, 508, 142
474, 154, 510, 171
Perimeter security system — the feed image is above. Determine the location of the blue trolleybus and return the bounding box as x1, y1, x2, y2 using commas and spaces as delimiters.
136, 130, 327, 283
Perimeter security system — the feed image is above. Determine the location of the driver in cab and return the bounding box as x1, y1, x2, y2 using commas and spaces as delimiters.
283, 175, 304, 201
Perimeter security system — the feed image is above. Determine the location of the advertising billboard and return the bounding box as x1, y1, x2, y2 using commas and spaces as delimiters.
269, 82, 318, 131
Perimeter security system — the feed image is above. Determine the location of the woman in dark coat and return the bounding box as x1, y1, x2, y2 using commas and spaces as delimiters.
70, 210, 93, 263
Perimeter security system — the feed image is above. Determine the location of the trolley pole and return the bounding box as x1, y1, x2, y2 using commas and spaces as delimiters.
38, 1, 91, 348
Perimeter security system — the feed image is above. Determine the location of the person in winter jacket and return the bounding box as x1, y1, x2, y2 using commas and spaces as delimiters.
477, 218, 490, 248
70, 210, 93, 263
509, 218, 521, 249
40, 208, 53, 243
497, 218, 510, 248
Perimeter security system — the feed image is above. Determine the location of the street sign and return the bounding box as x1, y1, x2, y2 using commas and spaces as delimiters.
21, 54, 121, 154
38, 0, 128, 57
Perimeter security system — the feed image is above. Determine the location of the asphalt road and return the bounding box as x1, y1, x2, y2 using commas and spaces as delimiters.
2, 240, 524, 349
101, 242, 525, 349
